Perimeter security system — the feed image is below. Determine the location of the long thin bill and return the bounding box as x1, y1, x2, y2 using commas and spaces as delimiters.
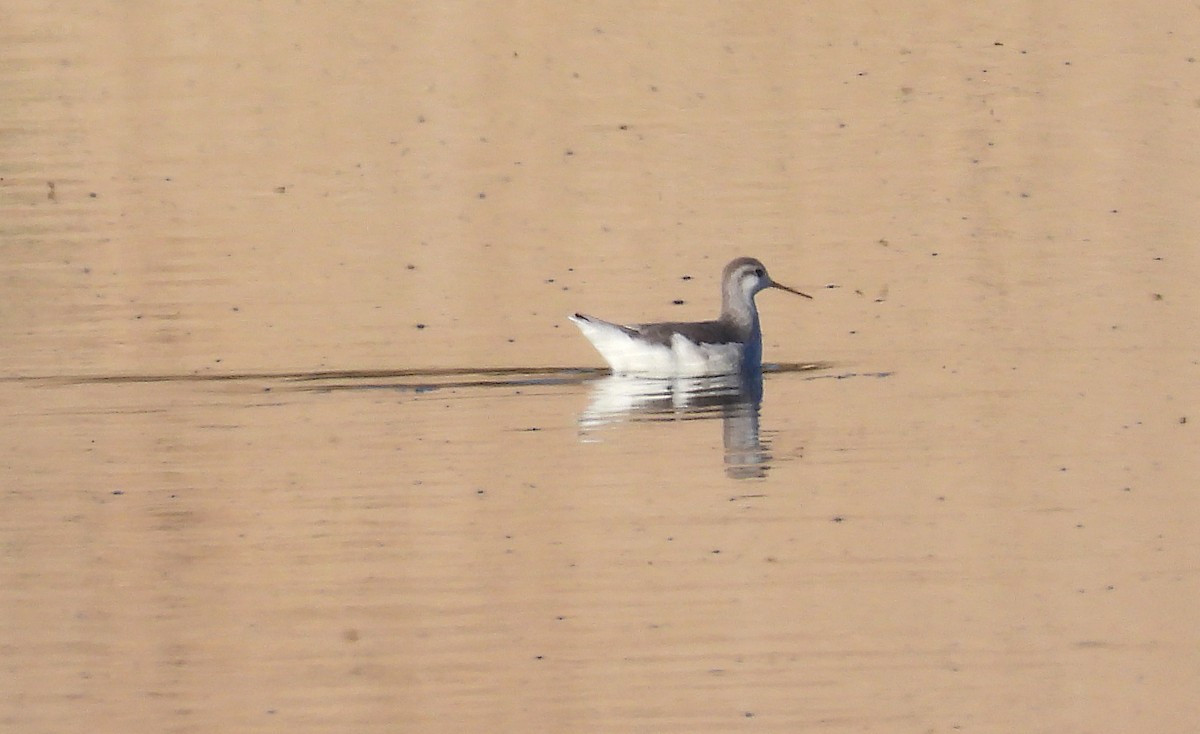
771, 281, 813, 299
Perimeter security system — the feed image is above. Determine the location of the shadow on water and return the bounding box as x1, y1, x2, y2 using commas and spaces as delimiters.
9, 362, 859, 391
7, 366, 610, 390
14, 362, 891, 480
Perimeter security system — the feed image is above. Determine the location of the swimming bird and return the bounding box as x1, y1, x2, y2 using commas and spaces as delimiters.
569, 256, 811, 377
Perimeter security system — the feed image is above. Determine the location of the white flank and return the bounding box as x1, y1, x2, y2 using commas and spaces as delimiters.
569, 315, 746, 377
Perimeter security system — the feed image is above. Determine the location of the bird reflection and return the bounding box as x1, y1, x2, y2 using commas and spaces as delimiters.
577, 370, 770, 479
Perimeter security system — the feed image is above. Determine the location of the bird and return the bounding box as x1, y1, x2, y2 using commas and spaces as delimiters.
569, 256, 811, 377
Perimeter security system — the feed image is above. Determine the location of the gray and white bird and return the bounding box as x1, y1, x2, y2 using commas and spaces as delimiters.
569, 256, 811, 377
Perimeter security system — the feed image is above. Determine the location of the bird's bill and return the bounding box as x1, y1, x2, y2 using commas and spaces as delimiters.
770, 281, 813, 299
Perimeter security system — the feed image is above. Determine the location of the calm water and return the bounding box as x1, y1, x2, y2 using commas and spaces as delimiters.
3, 2, 1198, 733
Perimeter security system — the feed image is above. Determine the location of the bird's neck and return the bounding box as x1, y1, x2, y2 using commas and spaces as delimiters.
720, 285, 760, 338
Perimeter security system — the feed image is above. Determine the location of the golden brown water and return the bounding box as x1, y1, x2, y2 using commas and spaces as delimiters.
3, 3, 1198, 732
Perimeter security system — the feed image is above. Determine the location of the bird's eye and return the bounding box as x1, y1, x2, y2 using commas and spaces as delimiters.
754, 268, 764, 277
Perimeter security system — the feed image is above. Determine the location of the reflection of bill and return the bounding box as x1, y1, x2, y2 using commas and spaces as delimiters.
577, 372, 769, 480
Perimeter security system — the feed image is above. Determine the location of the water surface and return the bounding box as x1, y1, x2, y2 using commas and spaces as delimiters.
2, 2, 1198, 732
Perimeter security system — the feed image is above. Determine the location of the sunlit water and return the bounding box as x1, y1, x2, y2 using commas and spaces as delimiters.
3, 2, 1198, 733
